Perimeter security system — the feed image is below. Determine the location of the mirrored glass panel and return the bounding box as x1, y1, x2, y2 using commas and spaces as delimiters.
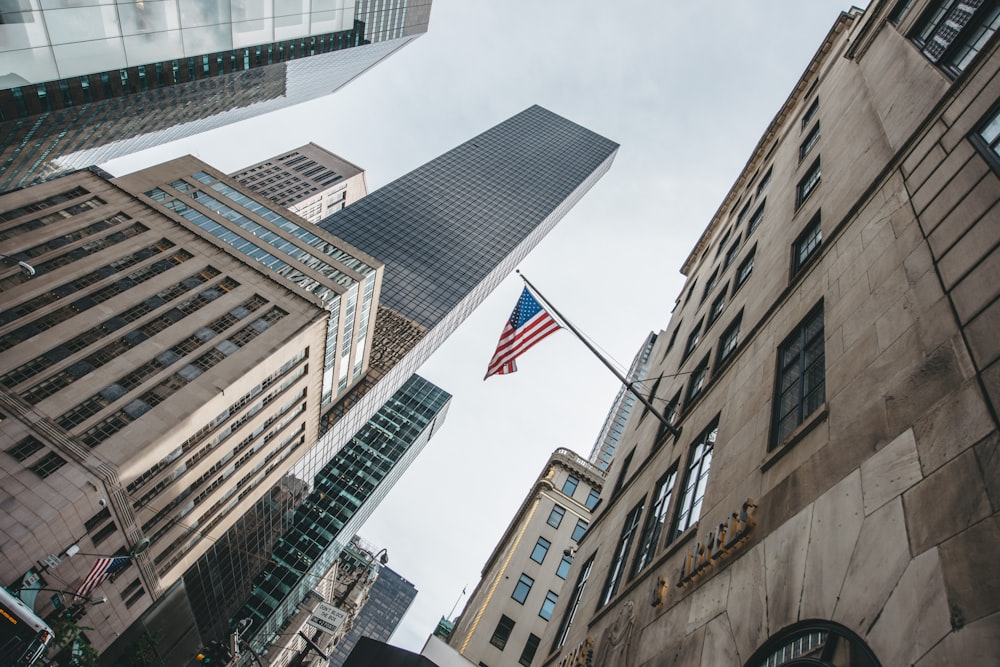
52, 37, 125, 79
117, 0, 181, 36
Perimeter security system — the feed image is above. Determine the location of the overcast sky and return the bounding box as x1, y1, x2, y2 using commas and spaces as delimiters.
104, 0, 866, 655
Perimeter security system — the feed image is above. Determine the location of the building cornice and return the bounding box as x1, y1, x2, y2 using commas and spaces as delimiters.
680, 8, 862, 276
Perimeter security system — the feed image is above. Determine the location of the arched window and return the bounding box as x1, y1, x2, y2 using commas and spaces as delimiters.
743, 620, 882, 667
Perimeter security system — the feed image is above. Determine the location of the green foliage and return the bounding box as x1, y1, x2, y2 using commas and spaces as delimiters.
47, 616, 99, 667
111, 629, 163, 667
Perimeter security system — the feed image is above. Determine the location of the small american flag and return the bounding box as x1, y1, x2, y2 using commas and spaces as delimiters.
485, 287, 561, 379
75, 556, 129, 598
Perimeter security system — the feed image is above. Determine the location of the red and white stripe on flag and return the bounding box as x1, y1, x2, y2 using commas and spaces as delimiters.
485, 287, 561, 379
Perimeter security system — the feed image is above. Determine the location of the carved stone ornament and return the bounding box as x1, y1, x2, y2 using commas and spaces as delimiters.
594, 599, 636, 667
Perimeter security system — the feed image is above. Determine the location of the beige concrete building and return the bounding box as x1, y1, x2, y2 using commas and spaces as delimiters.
449, 448, 604, 667
0, 162, 381, 652
229, 144, 369, 224
540, 2, 1000, 666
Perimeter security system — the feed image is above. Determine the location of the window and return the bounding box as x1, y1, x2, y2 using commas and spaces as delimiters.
572, 519, 588, 542
666, 324, 681, 353
797, 158, 821, 208
599, 502, 644, 606
490, 615, 515, 650
683, 321, 702, 360
553, 556, 593, 650
672, 417, 719, 540
631, 467, 678, 576
684, 279, 697, 305
611, 450, 634, 497
747, 200, 765, 235
793, 212, 823, 275
701, 268, 719, 304
715, 228, 732, 259
512, 573, 534, 604
561, 475, 579, 497
539, 591, 558, 621
30, 451, 67, 479
656, 391, 682, 443
756, 166, 773, 195
891, 0, 916, 24
519, 634, 541, 666
735, 247, 756, 289
530, 537, 551, 564
547, 505, 566, 528
736, 199, 753, 225
723, 238, 741, 269
912, 0, 1000, 75
800, 122, 820, 161
773, 303, 825, 446
585, 488, 600, 510
556, 554, 573, 579
707, 291, 726, 327
717, 313, 743, 370
686, 355, 709, 403
7, 436, 44, 461
802, 97, 819, 128
971, 101, 1000, 173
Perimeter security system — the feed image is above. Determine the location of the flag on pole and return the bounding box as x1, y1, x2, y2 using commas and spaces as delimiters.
75, 556, 129, 598
485, 287, 561, 379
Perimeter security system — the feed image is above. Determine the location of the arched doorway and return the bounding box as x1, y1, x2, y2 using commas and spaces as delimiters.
743, 620, 882, 667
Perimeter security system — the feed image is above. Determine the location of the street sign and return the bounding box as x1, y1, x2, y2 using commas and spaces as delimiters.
306, 602, 348, 635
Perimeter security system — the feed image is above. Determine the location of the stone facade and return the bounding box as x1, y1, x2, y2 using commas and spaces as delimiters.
449, 448, 604, 666
540, 3, 1000, 666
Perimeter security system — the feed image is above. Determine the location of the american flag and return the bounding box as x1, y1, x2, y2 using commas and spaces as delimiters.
485, 287, 561, 379
75, 556, 130, 598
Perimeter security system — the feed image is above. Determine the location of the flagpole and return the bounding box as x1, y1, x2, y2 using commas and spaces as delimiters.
516, 271, 682, 439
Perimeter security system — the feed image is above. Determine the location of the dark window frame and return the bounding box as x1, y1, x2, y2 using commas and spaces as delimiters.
630, 466, 678, 577
802, 97, 819, 128
796, 158, 821, 208
792, 211, 823, 277
519, 634, 541, 666
716, 311, 744, 372
489, 615, 516, 650
547, 504, 566, 529
512, 573, 534, 604
970, 97, 1000, 174
800, 122, 821, 161
910, 0, 1000, 77
530, 536, 551, 564
671, 416, 719, 541
539, 590, 559, 621
599, 501, 644, 607
772, 302, 826, 448
734, 246, 756, 291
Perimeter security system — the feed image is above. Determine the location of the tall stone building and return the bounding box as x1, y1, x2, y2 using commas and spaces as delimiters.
0, 1, 432, 192
0, 165, 377, 652
448, 449, 604, 667
540, 2, 1000, 666
229, 143, 368, 223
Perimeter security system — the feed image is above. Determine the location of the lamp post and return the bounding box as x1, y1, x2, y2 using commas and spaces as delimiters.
0, 253, 35, 279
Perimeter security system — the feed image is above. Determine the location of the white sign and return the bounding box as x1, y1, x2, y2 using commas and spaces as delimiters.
306, 602, 348, 635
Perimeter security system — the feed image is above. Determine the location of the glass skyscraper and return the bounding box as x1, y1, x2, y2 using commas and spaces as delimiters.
0, 0, 432, 192
188, 374, 449, 652
328, 563, 418, 667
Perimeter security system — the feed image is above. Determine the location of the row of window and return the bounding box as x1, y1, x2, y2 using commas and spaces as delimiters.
488, 616, 540, 666
553, 302, 828, 651
670, 91, 826, 421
